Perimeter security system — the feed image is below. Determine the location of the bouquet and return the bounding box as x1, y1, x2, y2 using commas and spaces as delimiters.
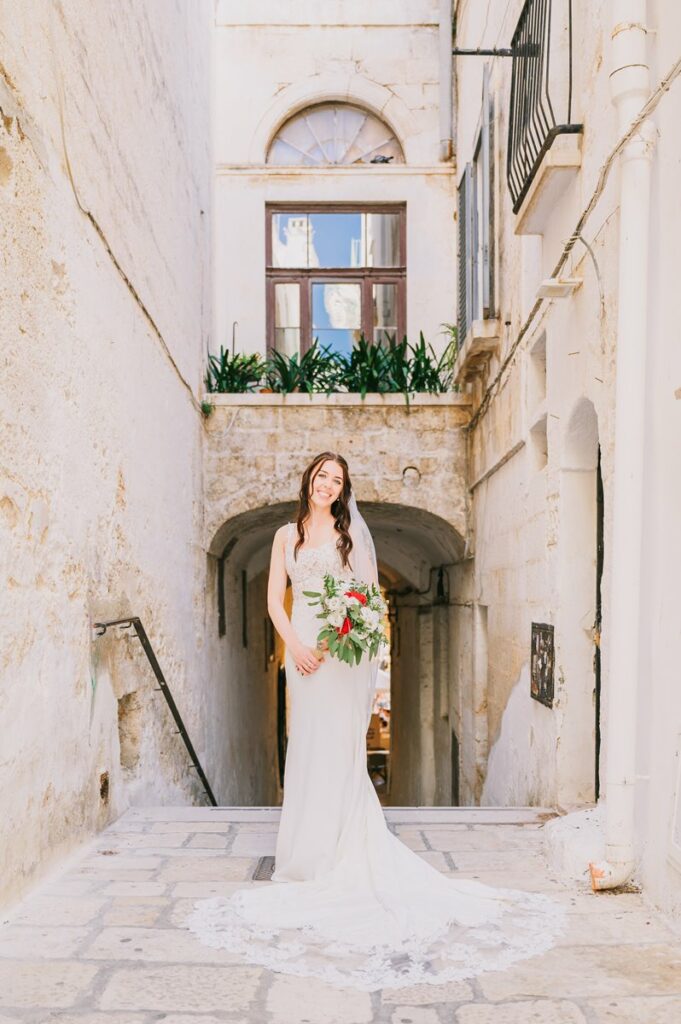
304, 573, 388, 666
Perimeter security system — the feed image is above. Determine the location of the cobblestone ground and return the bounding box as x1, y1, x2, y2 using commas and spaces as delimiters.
1, 807, 681, 1024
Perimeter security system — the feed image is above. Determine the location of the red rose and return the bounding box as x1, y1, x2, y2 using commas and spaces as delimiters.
344, 589, 367, 605
338, 616, 352, 635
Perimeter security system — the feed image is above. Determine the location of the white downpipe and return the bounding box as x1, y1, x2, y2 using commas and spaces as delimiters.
589, 0, 654, 891
439, 0, 453, 161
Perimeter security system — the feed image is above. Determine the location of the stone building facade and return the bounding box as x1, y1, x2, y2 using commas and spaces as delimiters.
2, 0, 681, 931
0, 1, 215, 905
454, 0, 681, 914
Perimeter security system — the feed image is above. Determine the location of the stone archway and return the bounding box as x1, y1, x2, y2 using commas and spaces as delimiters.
204, 497, 466, 807
201, 394, 472, 806
556, 397, 601, 804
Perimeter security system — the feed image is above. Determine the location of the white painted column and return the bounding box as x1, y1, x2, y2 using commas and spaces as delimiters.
590, 1, 654, 889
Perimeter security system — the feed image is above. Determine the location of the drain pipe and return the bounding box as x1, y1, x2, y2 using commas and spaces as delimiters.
589, 0, 654, 891
439, 0, 453, 161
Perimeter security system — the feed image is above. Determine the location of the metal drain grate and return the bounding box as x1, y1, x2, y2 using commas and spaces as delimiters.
252, 855, 275, 880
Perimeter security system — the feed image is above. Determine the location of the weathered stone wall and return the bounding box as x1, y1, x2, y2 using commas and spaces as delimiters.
454, 0, 619, 811
456, 0, 681, 917
203, 392, 471, 807
204, 394, 471, 551
0, 1, 212, 907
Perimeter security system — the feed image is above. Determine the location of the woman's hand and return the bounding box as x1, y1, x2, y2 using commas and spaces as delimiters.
291, 641, 325, 676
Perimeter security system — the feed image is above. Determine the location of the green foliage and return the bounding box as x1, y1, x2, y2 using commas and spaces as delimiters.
440, 322, 459, 355
263, 341, 340, 395
204, 347, 265, 393
204, 332, 459, 402
342, 335, 391, 398
200, 400, 214, 417
409, 331, 457, 393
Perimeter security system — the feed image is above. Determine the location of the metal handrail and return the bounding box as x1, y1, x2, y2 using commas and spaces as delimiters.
506, 0, 582, 212
94, 617, 217, 806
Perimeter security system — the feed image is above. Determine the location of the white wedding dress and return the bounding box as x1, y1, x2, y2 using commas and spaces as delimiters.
187, 524, 567, 990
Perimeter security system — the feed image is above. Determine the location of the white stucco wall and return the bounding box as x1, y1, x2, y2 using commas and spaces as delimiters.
454, 0, 619, 809
636, 0, 681, 917
213, 0, 456, 355
454, 0, 681, 915
0, 0, 213, 907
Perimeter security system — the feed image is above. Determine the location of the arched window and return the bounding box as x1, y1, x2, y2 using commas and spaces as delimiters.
267, 103, 404, 166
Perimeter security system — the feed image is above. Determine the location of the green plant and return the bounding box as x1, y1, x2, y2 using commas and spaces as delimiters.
409, 332, 457, 393
204, 331, 459, 402
383, 336, 411, 396
440, 322, 459, 357
341, 335, 392, 397
200, 400, 214, 417
263, 341, 341, 395
204, 347, 264, 393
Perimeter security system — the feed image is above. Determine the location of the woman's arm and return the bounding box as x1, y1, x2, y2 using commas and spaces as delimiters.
267, 526, 324, 676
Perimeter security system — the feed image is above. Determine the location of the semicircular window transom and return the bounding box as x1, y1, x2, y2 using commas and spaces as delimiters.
267, 103, 404, 167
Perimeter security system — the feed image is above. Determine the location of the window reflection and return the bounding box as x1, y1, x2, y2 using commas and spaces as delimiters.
274, 283, 301, 356
271, 212, 399, 269
312, 282, 362, 356
309, 213, 363, 268
366, 214, 400, 268
373, 283, 398, 344
271, 214, 314, 269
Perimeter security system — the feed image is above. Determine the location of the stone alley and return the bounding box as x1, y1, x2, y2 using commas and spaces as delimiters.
1, 807, 680, 1024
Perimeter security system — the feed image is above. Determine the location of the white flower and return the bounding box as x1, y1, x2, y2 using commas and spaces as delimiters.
327, 596, 347, 614
328, 610, 346, 629
361, 607, 380, 630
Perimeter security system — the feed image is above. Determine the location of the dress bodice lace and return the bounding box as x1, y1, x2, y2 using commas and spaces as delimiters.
284, 523, 347, 602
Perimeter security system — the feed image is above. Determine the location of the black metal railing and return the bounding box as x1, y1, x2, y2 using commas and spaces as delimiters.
94, 617, 217, 806
506, 0, 582, 213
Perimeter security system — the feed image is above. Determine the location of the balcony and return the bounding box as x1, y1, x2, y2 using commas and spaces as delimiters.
506, 0, 582, 232
453, 319, 501, 387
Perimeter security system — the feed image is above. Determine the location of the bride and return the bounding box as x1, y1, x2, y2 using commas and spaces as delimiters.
188, 452, 566, 990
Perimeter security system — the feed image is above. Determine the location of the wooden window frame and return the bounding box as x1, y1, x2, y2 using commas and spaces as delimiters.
457, 65, 496, 346
266, 203, 407, 353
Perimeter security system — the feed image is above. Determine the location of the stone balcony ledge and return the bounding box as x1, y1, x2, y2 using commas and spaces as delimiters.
204, 391, 472, 408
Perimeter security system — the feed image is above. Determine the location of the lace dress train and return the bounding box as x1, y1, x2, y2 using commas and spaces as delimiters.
187, 525, 567, 990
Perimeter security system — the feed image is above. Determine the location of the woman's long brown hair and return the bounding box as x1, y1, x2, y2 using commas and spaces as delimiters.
294, 452, 353, 569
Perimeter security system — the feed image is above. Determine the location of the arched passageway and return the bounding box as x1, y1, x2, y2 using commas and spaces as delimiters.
204, 501, 466, 807
557, 398, 602, 804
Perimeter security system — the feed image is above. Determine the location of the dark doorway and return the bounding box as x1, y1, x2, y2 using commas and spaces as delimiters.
594, 445, 604, 799
277, 665, 288, 788
451, 729, 460, 805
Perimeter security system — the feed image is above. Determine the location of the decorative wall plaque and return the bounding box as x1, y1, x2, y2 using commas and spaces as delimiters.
531, 622, 554, 707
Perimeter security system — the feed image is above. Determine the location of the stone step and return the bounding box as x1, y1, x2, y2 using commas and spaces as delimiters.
115, 805, 560, 826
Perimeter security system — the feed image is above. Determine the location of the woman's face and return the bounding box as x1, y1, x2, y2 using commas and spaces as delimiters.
309, 459, 345, 510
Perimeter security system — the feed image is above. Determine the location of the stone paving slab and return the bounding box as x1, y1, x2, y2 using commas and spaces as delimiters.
0, 807, 680, 1024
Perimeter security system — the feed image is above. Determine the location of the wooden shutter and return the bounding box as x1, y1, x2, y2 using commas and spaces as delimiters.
457, 163, 474, 348
481, 64, 495, 319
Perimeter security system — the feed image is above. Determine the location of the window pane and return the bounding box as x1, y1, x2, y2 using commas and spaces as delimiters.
267, 103, 404, 166
313, 328, 361, 356
271, 213, 310, 268
312, 282, 361, 354
349, 115, 401, 164
373, 283, 397, 328
366, 213, 400, 267
268, 139, 312, 167
309, 213, 363, 268
274, 283, 300, 328
274, 328, 300, 357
